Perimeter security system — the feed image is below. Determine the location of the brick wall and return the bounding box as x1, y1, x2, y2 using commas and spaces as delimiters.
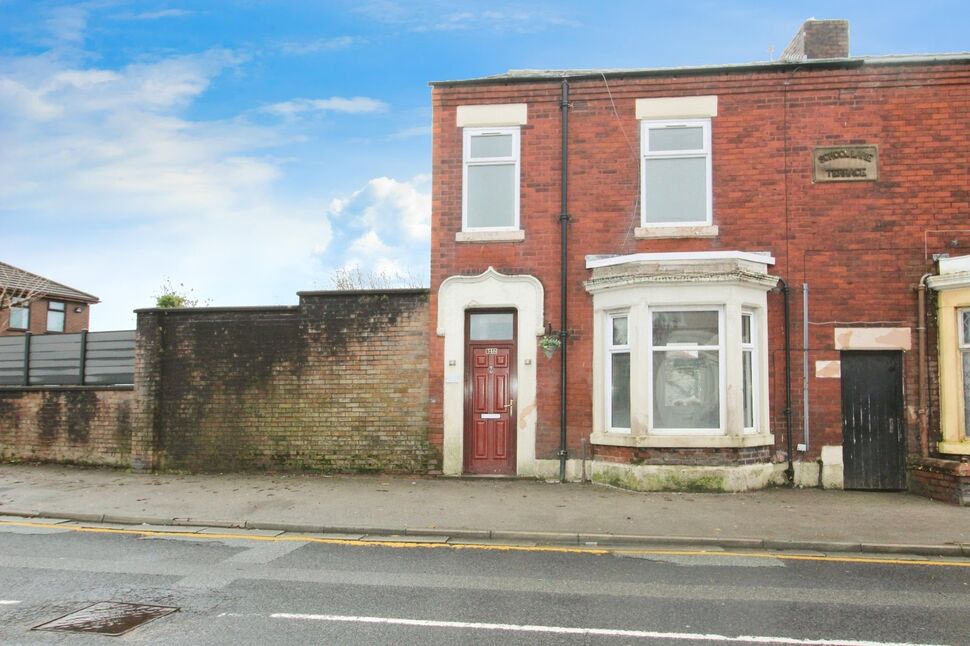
430, 61, 970, 466
908, 457, 970, 505
782, 20, 849, 60
137, 290, 433, 473
0, 386, 133, 466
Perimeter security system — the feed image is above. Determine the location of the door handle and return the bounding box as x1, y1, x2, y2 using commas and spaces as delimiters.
504, 399, 514, 411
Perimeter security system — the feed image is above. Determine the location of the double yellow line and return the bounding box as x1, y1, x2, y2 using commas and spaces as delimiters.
4, 519, 969, 568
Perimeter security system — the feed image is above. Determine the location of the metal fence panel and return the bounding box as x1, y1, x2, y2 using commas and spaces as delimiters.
0, 331, 135, 386
0, 336, 25, 385
85, 331, 135, 385
86, 330, 136, 342
29, 333, 82, 385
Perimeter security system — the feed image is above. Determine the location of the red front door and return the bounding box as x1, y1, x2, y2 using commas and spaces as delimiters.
464, 343, 516, 474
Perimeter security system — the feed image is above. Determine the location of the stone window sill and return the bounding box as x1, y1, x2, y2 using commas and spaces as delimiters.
590, 431, 773, 449
456, 230, 525, 243
937, 440, 970, 456
634, 225, 719, 240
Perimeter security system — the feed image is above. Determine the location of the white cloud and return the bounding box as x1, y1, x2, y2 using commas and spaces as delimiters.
262, 96, 389, 116
113, 9, 195, 21
330, 175, 430, 241
349, 230, 394, 257
326, 175, 431, 285
1, 8, 419, 326
0, 48, 335, 329
354, 1, 579, 33
0, 77, 63, 120
389, 125, 432, 139
279, 36, 358, 55
44, 5, 88, 44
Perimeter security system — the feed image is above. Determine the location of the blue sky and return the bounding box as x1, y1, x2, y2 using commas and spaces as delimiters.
1, 1, 967, 329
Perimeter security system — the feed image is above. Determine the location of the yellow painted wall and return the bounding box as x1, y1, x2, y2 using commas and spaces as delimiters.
937, 287, 970, 455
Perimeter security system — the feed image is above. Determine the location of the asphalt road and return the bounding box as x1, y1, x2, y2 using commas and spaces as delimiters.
1, 521, 969, 645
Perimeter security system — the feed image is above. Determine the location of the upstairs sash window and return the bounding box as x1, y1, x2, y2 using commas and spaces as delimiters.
463, 127, 520, 231
641, 119, 712, 227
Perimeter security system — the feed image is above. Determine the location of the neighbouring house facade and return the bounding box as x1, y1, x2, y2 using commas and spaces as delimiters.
0, 262, 99, 336
428, 19, 970, 499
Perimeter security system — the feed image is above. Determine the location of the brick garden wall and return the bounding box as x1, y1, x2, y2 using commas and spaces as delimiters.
0, 386, 133, 466
138, 290, 433, 473
430, 61, 970, 468
908, 457, 970, 506
0, 290, 433, 474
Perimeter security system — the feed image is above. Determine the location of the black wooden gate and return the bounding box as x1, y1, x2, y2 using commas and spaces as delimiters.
840, 351, 906, 490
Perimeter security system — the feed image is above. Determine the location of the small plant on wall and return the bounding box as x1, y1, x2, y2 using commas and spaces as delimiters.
154, 279, 208, 308
539, 333, 561, 359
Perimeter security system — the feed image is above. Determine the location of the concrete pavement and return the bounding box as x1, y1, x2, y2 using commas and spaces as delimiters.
1, 464, 968, 555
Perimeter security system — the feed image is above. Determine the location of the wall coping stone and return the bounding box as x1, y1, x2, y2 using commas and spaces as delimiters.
134, 305, 299, 314
298, 288, 430, 297
908, 456, 970, 477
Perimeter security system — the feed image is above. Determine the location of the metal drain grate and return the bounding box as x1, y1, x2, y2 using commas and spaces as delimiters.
32, 601, 179, 636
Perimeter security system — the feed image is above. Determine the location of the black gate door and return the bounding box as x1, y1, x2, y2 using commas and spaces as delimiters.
840, 351, 906, 490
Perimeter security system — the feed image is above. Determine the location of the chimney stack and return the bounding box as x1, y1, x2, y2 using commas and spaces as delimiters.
782, 19, 849, 61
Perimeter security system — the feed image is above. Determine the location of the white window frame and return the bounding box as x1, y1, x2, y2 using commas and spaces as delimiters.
606, 311, 631, 433
647, 305, 726, 435
960, 308, 970, 439
640, 118, 712, 228
47, 300, 65, 333
8, 298, 29, 330
741, 310, 759, 434
462, 126, 521, 232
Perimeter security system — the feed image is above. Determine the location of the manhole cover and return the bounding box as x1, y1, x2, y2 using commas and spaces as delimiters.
33, 601, 178, 636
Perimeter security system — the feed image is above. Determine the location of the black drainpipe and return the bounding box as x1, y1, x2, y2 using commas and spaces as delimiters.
777, 277, 795, 485
558, 78, 571, 483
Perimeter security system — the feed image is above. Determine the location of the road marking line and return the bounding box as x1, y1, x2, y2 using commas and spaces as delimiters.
269, 612, 944, 645
1, 519, 968, 568
0, 600, 22, 605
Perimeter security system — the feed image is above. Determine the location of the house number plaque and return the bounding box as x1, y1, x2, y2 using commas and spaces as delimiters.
812, 145, 878, 182
485, 348, 498, 354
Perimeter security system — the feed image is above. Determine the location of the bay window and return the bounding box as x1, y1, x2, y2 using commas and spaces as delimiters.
650, 309, 722, 433
607, 313, 631, 432
586, 251, 776, 448
742, 311, 757, 432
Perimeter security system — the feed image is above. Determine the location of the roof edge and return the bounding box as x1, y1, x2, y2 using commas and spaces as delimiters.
0, 260, 100, 303
430, 53, 970, 87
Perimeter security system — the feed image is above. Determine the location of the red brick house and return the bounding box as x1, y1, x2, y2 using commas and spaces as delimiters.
0, 261, 99, 336
428, 19, 970, 500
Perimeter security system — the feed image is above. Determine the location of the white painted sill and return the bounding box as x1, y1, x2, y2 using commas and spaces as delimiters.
634, 225, 719, 240
456, 230, 525, 243
937, 440, 970, 456
590, 431, 774, 449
